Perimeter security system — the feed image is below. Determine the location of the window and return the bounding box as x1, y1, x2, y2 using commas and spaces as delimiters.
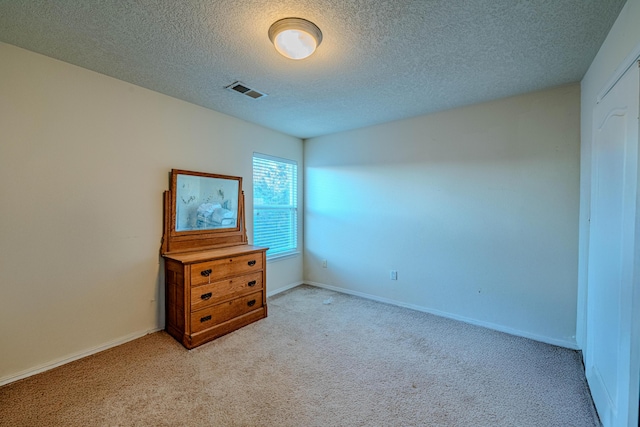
252, 153, 298, 259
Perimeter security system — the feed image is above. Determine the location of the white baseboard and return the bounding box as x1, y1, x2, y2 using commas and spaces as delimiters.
0, 327, 162, 386
1, 282, 300, 387
305, 281, 579, 350
267, 281, 304, 298
1, 281, 579, 386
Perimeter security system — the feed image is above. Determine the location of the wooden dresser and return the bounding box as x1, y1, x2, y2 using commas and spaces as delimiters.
164, 245, 267, 349
161, 169, 268, 349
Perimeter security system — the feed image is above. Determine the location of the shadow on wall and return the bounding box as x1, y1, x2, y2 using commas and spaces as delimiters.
303, 85, 580, 345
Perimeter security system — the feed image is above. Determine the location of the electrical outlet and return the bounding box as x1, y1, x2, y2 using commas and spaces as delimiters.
322, 259, 327, 268
390, 270, 398, 280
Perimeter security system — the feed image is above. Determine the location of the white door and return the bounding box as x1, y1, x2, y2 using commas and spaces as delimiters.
586, 60, 640, 427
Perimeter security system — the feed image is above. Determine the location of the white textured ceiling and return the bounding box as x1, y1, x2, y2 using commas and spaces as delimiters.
0, 0, 626, 139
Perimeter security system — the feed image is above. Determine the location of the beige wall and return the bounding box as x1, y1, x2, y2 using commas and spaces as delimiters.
305, 84, 581, 347
0, 42, 303, 383
578, 0, 640, 347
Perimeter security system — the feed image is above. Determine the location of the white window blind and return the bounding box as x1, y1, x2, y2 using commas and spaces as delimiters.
253, 153, 298, 259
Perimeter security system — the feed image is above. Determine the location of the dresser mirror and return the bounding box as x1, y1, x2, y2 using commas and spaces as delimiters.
162, 169, 247, 254
173, 170, 240, 232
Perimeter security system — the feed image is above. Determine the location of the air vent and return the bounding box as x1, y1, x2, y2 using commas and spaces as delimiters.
225, 81, 267, 100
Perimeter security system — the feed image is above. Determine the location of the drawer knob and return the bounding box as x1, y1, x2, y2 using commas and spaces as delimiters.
200, 315, 212, 323
247, 280, 257, 287
200, 269, 212, 277
201, 292, 212, 300
247, 299, 256, 307
248, 260, 256, 266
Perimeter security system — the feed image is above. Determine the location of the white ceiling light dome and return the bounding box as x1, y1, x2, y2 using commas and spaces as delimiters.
268, 17, 323, 60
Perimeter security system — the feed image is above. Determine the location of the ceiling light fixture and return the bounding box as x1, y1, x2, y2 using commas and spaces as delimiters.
268, 17, 322, 60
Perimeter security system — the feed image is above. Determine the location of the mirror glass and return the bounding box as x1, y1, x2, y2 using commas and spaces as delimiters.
175, 173, 240, 232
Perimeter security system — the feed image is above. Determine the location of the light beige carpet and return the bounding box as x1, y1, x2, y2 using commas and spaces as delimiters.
0, 285, 599, 426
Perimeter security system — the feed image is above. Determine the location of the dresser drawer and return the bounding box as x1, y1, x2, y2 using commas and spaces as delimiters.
191, 291, 264, 333
191, 272, 263, 311
191, 253, 263, 286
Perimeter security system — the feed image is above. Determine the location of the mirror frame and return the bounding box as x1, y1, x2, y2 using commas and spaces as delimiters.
161, 169, 247, 254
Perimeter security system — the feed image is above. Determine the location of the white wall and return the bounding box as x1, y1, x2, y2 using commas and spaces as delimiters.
578, 0, 640, 348
305, 84, 580, 348
0, 42, 303, 383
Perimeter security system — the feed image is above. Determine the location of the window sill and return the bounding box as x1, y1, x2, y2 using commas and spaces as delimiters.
267, 251, 300, 263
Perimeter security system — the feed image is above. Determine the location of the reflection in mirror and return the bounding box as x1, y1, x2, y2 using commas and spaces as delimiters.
175, 174, 239, 232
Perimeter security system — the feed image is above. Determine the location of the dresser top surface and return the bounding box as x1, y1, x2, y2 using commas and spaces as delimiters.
163, 245, 267, 264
